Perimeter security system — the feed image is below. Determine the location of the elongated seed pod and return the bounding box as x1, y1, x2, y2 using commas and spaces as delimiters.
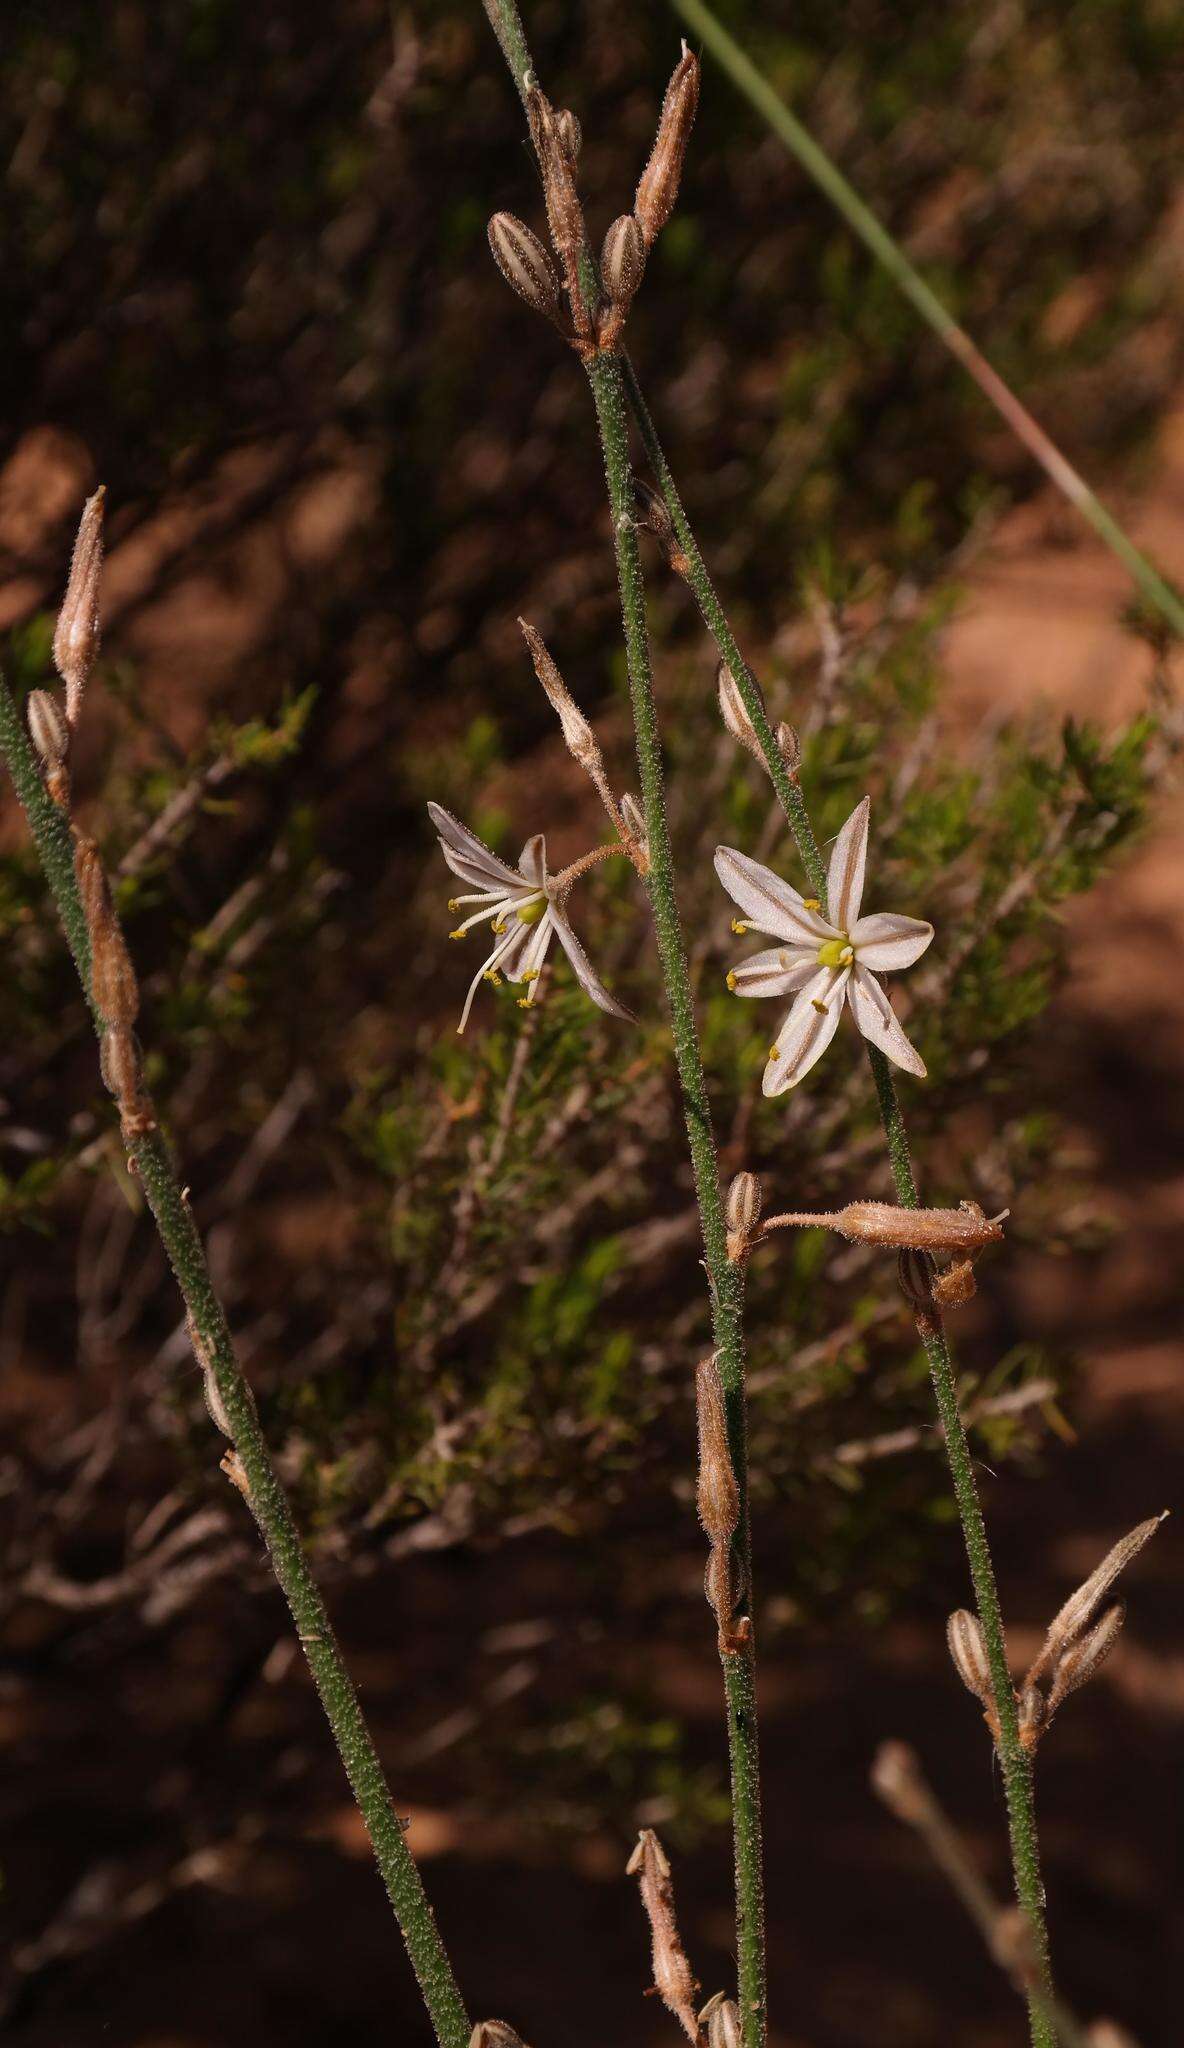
626, 1829, 701, 2047
946, 1608, 994, 1704
54, 487, 105, 725
1041, 1515, 1164, 1666
601, 213, 646, 306
635, 47, 700, 246
695, 1355, 739, 1549
518, 619, 600, 767
487, 212, 561, 316
74, 837, 139, 1028
767, 1201, 1007, 1254
1047, 1602, 1125, 1717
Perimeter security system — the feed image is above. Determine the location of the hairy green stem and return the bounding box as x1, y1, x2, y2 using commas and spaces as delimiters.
587, 348, 767, 2048
629, 358, 1054, 2043
0, 673, 471, 2048
669, 0, 1184, 642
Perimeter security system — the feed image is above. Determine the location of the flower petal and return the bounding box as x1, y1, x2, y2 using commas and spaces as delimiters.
551, 905, 634, 1021
826, 796, 870, 931
517, 832, 548, 889
849, 912, 934, 973
763, 966, 849, 1096
714, 846, 833, 946
848, 964, 926, 1076
428, 801, 523, 892
728, 947, 816, 999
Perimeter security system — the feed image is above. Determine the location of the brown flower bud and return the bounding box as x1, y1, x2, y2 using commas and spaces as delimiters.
696, 1355, 739, 1552
601, 213, 646, 307
488, 212, 561, 317
946, 1608, 994, 1705
469, 2027, 531, 2048
75, 836, 139, 1028
554, 108, 581, 162
635, 46, 700, 246
699, 1993, 741, 2048
98, 1025, 143, 1107
634, 478, 674, 545
526, 85, 585, 265
1047, 1602, 1125, 1718
619, 792, 647, 855
54, 487, 105, 726
27, 689, 69, 774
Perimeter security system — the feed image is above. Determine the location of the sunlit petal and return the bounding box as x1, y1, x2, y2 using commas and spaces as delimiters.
848, 911, 934, 973
727, 947, 816, 999
763, 966, 849, 1096
826, 796, 870, 931
848, 965, 926, 1076
714, 846, 833, 945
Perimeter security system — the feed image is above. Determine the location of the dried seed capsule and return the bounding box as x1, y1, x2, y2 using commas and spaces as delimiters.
1040, 1515, 1164, 1666
487, 212, 561, 317
932, 1256, 977, 1307
518, 619, 600, 767
26, 689, 69, 773
699, 1993, 741, 2048
635, 46, 700, 246
74, 837, 140, 1028
626, 1829, 700, 2046
696, 1355, 739, 1551
525, 85, 585, 265
1047, 1601, 1125, 1717
54, 487, 105, 725
946, 1608, 994, 1705
554, 108, 581, 162
601, 213, 646, 306
98, 1025, 143, 1106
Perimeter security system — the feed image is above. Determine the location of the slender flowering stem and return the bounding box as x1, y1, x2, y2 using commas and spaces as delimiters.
0, 672, 471, 2048
668, 0, 1184, 642
629, 288, 1056, 2048
585, 345, 768, 2048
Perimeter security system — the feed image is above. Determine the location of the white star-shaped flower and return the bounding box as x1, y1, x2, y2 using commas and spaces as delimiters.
715, 796, 933, 1094
428, 801, 632, 1032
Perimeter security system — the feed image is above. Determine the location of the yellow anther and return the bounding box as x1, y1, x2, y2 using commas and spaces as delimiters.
726, 970, 737, 991
448, 929, 466, 941
811, 998, 828, 1014
517, 996, 534, 1010
521, 969, 540, 983
767, 1045, 780, 1061
803, 897, 821, 911
491, 918, 507, 934
447, 898, 460, 913
483, 970, 502, 985
731, 919, 749, 935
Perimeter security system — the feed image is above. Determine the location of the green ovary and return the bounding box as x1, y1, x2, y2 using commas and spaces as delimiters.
816, 936, 853, 968
516, 897, 546, 926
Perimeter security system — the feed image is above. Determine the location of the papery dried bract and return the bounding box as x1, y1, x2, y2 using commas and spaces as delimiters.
635, 47, 700, 246
470, 2025, 532, 2048
1016, 1683, 1045, 1750
488, 212, 561, 317
54, 487, 105, 726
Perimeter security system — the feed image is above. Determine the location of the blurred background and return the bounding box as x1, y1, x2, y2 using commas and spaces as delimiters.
1, 2, 1182, 2043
